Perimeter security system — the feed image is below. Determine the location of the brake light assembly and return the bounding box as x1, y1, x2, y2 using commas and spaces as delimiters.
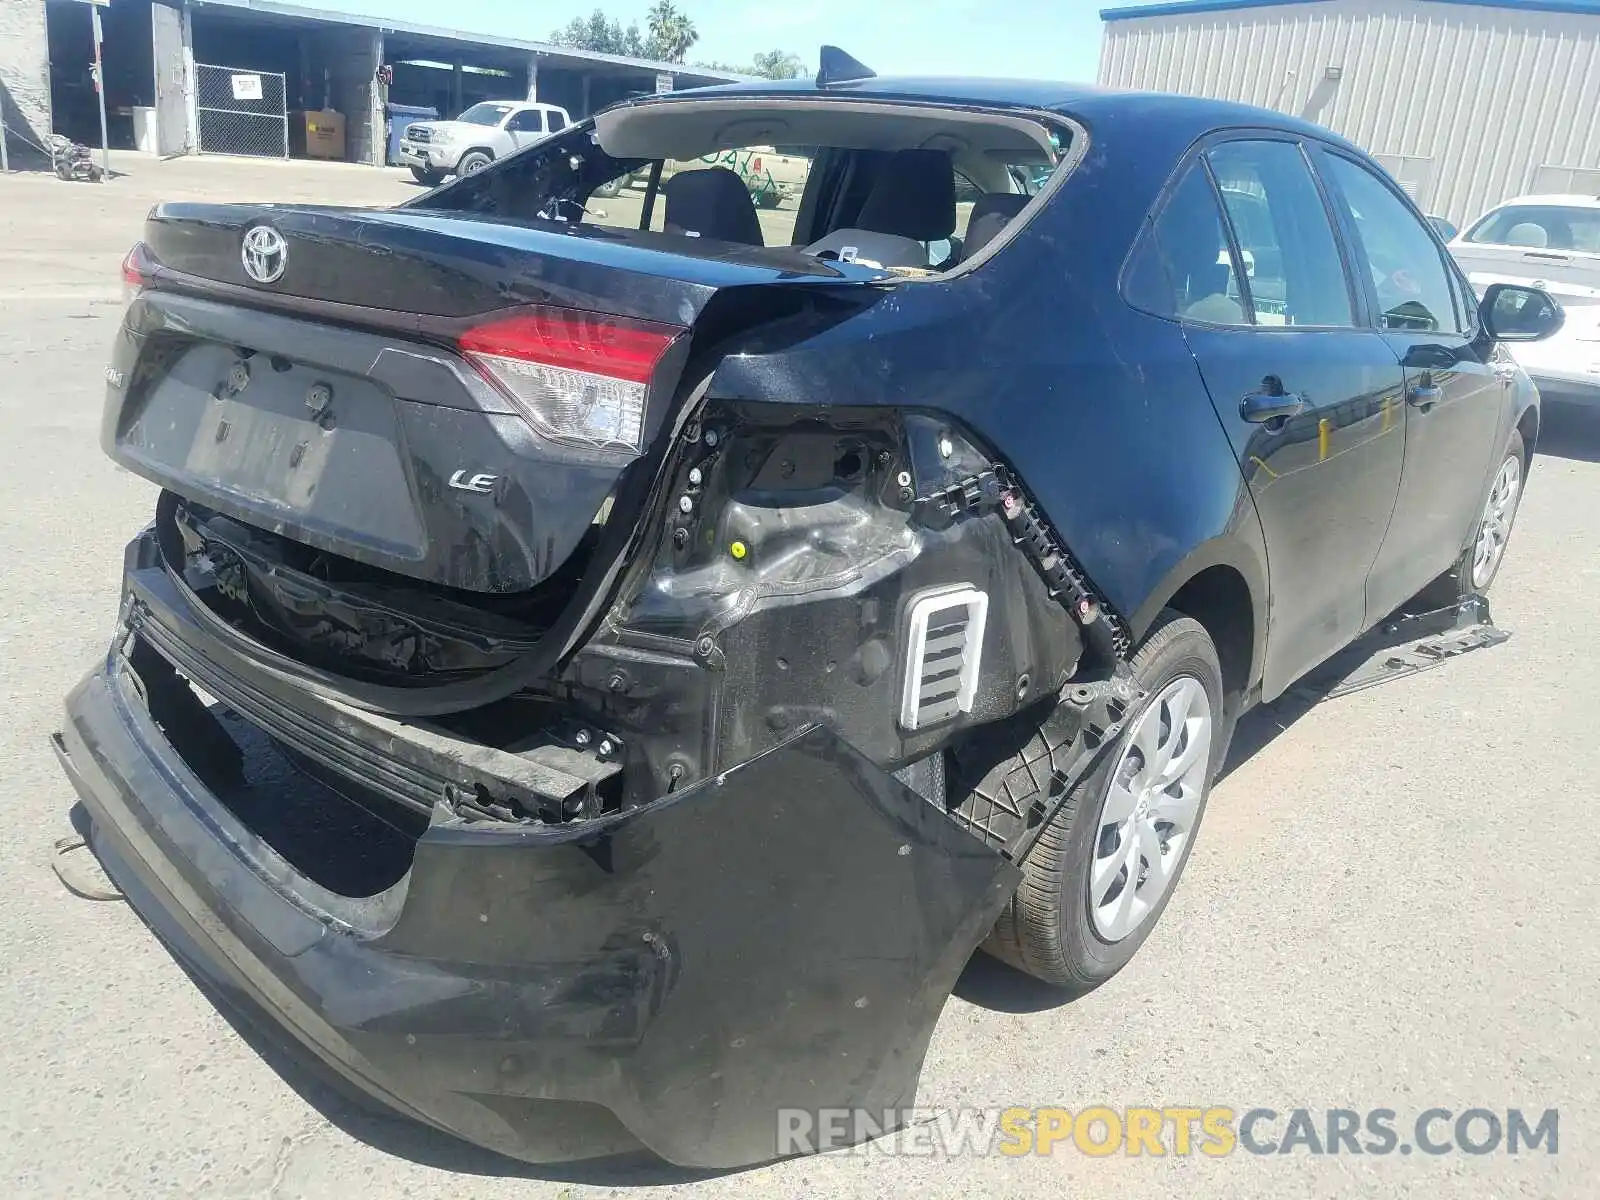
121, 242, 151, 303
459, 308, 684, 455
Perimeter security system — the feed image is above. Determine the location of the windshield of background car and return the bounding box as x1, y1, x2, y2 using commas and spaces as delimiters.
1464, 205, 1600, 253
457, 102, 514, 126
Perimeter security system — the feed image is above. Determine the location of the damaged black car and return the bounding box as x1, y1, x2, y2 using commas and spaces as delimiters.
56, 49, 1562, 1169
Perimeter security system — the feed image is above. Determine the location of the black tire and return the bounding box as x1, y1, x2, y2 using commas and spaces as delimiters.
456, 150, 492, 177
409, 165, 442, 186
976, 611, 1227, 991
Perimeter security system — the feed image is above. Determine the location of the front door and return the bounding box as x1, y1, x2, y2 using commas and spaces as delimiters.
1146, 138, 1407, 696
1317, 150, 1509, 618
504, 108, 546, 150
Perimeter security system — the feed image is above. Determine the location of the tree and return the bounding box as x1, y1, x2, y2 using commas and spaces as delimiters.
550, 8, 646, 57
750, 50, 805, 80
692, 50, 809, 79
645, 1, 699, 63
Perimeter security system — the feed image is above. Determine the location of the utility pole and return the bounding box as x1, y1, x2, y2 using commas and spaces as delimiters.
91, 1, 111, 178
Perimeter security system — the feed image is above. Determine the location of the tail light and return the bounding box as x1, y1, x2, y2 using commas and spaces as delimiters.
121, 242, 149, 302
459, 308, 683, 455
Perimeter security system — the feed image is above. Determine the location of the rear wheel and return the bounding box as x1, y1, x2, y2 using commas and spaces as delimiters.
974, 612, 1226, 991
409, 165, 442, 186
456, 150, 492, 177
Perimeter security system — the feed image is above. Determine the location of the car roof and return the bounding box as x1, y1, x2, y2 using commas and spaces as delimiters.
1483, 193, 1600, 210
665, 76, 1361, 150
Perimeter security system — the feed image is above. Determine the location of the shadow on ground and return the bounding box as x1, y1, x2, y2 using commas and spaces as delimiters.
1536, 401, 1600, 464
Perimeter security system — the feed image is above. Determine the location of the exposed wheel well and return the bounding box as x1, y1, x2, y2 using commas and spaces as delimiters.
1162, 566, 1255, 705
457, 147, 495, 169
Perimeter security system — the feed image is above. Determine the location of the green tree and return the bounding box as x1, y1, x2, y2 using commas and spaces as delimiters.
550, 8, 646, 57
646, 1, 699, 63
693, 50, 809, 79
750, 50, 805, 79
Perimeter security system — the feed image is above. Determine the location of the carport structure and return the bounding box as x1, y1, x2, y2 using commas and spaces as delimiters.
112, 0, 747, 163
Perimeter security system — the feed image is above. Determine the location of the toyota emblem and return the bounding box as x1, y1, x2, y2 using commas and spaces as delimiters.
241, 225, 287, 284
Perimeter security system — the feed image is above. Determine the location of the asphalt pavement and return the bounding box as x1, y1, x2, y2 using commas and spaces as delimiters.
0, 155, 1595, 1199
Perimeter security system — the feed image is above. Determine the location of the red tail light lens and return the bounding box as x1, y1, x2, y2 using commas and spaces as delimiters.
459, 308, 682, 455
121, 242, 149, 301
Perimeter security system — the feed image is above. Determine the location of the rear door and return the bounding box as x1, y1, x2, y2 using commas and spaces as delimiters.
1143, 136, 1407, 696
1317, 150, 1507, 615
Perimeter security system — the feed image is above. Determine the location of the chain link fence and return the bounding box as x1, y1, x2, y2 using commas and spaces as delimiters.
196, 64, 288, 159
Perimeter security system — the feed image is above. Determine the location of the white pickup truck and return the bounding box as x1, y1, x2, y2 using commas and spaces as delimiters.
398, 100, 572, 185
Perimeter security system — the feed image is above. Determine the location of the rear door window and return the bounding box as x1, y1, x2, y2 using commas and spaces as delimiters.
1205, 139, 1355, 328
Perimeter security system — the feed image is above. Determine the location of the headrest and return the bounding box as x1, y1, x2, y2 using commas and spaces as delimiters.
856, 149, 957, 242
663, 167, 764, 246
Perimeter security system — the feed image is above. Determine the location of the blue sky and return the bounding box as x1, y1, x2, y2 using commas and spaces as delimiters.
315, 0, 1160, 80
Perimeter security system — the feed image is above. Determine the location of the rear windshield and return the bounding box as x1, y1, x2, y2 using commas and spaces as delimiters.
456, 102, 514, 126
411, 98, 1075, 279
1464, 204, 1600, 252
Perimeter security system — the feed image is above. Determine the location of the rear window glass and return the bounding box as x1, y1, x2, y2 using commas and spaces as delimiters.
418, 102, 1072, 280
1465, 205, 1600, 252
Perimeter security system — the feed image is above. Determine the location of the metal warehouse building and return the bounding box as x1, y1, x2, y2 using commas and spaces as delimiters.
1098, 0, 1600, 226
1, 0, 742, 168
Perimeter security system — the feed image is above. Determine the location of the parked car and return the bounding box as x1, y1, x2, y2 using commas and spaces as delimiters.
397, 99, 571, 185
1449, 193, 1600, 407
66, 64, 1559, 1169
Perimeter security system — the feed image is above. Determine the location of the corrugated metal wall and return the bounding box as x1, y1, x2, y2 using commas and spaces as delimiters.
1098, 0, 1600, 225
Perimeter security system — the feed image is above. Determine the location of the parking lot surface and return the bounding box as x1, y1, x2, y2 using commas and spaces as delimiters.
0, 155, 1595, 1199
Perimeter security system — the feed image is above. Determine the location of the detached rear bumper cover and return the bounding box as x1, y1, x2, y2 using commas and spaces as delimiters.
55, 653, 1019, 1168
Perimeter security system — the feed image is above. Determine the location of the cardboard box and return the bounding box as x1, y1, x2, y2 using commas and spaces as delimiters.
291, 110, 346, 160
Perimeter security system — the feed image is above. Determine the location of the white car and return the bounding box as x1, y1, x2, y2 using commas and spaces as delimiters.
1450, 193, 1600, 407
398, 100, 572, 186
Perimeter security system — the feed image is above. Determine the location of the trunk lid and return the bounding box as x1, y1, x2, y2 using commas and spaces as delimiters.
112, 204, 891, 599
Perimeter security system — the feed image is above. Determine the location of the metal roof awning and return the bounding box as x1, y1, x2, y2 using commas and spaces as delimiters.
185, 0, 757, 84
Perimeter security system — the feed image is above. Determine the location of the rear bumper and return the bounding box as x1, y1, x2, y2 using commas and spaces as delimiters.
55, 561, 1018, 1168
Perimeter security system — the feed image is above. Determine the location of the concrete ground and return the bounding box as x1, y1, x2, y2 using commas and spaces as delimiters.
0, 154, 1595, 1199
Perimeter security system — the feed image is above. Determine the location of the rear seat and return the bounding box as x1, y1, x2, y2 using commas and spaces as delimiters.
962, 193, 1030, 260
805, 149, 956, 269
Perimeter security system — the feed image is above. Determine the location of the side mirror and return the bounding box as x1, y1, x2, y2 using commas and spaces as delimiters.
1480, 283, 1564, 342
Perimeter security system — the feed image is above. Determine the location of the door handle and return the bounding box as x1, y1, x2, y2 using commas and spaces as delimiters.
1408, 383, 1443, 410
1240, 390, 1307, 424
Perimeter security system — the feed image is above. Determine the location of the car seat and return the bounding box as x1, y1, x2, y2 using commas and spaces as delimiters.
963, 193, 1031, 260
663, 167, 765, 246
805, 149, 957, 269
1505, 222, 1549, 248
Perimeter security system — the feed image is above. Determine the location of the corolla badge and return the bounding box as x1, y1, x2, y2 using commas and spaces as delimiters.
241, 225, 287, 284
